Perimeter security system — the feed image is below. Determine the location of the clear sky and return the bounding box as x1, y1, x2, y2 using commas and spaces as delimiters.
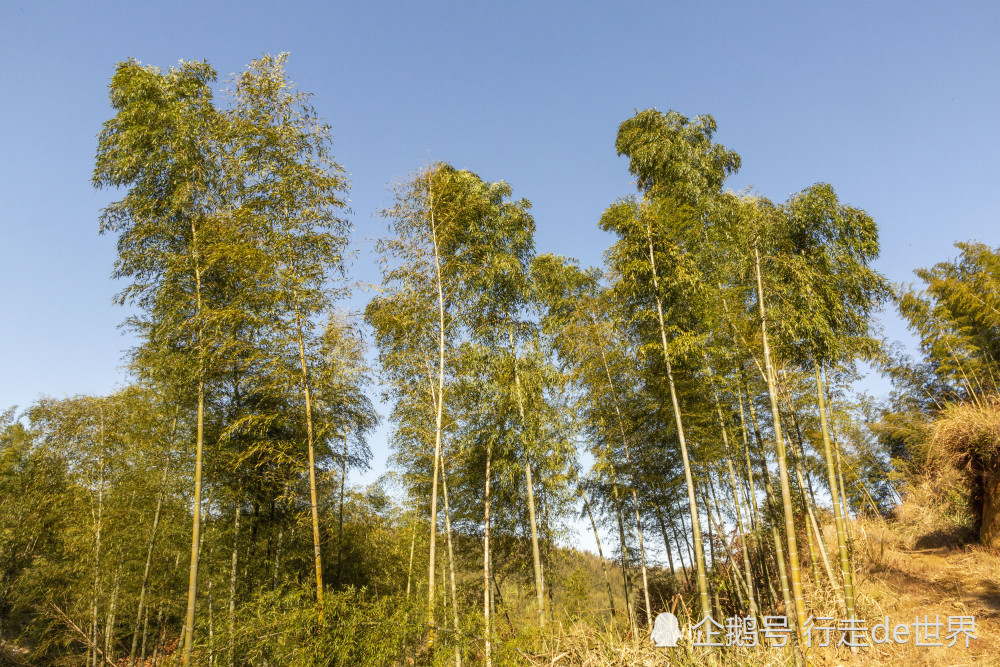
2, 1, 998, 501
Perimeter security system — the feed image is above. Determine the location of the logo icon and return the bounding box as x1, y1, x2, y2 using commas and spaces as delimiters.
651, 612, 682, 647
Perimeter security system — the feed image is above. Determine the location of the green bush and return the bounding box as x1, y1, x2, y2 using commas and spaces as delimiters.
213, 587, 424, 667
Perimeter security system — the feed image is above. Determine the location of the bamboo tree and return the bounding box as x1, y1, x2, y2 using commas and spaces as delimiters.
440, 459, 462, 667
609, 453, 640, 633
226, 54, 357, 620
649, 482, 685, 587
406, 517, 418, 599
312, 314, 378, 589
595, 329, 653, 624
338, 431, 349, 586
778, 184, 889, 619
512, 358, 547, 628
93, 60, 230, 664
741, 385, 794, 617
753, 239, 808, 639
530, 254, 654, 626
606, 109, 741, 621
718, 415, 758, 618
482, 436, 493, 667
368, 162, 535, 644
570, 461, 617, 618
897, 241, 1000, 402
227, 502, 240, 667
92, 402, 105, 667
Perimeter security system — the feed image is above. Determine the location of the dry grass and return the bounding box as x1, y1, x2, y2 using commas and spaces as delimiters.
852, 516, 1000, 666
502, 620, 799, 666
931, 398, 1000, 468
514, 517, 1000, 666
887, 464, 978, 549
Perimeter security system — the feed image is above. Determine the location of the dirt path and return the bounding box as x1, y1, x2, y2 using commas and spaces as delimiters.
853, 541, 1000, 665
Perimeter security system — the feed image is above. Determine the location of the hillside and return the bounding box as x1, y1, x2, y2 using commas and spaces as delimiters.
506, 519, 1000, 666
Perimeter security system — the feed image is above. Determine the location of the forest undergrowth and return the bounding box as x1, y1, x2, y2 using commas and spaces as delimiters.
508, 516, 1000, 667
4, 514, 997, 666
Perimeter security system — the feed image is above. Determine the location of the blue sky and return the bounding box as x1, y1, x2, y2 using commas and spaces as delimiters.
2, 1, 998, 501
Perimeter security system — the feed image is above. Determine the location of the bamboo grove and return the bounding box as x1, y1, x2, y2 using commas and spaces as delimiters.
6, 54, 986, 666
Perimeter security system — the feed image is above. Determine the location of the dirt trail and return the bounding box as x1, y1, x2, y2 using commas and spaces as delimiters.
852, 535, 1000, 666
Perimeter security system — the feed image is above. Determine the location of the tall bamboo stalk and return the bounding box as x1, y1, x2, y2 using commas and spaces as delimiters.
91, 404, 105, 667
227, 506, 240, 667
652, 500, 678, 583
572, 460, 617, 618
338, 431, 349, 586
182, 213, 206, 667
593, 331, 653, 623
815, 362, 857, 620
440, 461, 462, 667
645, 218, 712, 620
744, 385, 793, 618
754, 245, 807, 641
291, 282, 325, 621
606, 445, 638, 634
483, 439, 492, 667
406, 520, 417, 599
705, 372, 759, 618
513, 359, 546, 628
426, 171, 446, 648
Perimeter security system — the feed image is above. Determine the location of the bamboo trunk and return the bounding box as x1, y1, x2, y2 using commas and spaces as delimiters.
646, 223, 712, 620
706, 375, 759, 619
754, 245, 807, 641
522, 455, 546, 628
580, 476, 617, 618
651, 492, 679, 584
815, 362, 857, 621
292, 283, 325, 620
208, 580, 214, 667
540, 477, 557, 625
104, 568, 120, 664
91, 404, 106, 667
440, 459, 462, 667
669, 512, 691, 588
426, 173, 447, 649
151, 607, 163, 666
775, 380, 830, 594
745, 389, 794, 618
793, 445, 824, 592
406, 520, 417, 599
228, 507, 240, 667
607, 450, 638, 634
512, 361, 546, 629
735, 391, 771, 609
339, 430, 349, 586
824, 368, 856, 550
182, 215, 206, 667
595, 339, 653, 623
483, 440, 492, 667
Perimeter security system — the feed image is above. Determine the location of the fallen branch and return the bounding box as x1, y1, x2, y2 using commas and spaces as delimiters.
49, 603, 116, 667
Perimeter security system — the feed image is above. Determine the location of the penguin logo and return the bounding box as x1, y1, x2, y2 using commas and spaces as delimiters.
651, 612, 681, 647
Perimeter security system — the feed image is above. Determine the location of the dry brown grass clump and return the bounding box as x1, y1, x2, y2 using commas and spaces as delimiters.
931, 398, 1000, 467
930, 397, 1000, 548
888, 464, 978, 550
881, 399, 1000, 551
